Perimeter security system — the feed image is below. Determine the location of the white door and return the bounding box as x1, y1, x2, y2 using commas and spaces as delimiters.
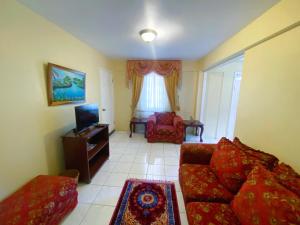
100, 68, 115, 133
200, 56, 243, 142
201, 71, 224, 141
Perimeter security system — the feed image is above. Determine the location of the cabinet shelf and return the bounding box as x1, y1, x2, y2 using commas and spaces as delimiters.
89, 153, 108, 179
87, 140, 109, 161
62, 124, 109, 183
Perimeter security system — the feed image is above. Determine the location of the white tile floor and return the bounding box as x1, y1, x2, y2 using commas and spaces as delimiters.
61, 131, 203, 225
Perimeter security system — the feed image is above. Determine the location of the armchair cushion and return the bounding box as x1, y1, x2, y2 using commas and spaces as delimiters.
231, 165, 300, 225
156, 125, 176, 135
155, 112, 175, 125
179, 164, 234, 203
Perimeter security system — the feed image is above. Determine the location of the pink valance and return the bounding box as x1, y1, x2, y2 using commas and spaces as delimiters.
127, 60, 182, 86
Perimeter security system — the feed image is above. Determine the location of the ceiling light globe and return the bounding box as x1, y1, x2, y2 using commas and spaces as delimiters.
139, 29, 157, 42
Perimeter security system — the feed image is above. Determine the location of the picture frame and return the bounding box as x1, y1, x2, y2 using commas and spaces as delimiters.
47, 63, 86, 106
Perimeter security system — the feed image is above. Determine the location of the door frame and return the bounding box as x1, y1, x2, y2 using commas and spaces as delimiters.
199, 54, 244, 141
199, 72, 207, 124
226, 71, 242, 139
99, 67, 115, 133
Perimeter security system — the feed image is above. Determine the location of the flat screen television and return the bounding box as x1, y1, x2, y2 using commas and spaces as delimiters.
75, 104, 99, 132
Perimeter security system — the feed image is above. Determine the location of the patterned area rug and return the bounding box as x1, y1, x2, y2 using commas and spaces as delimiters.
110, 179, 181, 225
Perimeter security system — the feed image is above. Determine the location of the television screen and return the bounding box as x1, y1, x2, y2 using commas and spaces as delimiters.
75, 104, 99, 132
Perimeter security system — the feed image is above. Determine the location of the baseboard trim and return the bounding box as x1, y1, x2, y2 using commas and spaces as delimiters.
109, 129, 116, 136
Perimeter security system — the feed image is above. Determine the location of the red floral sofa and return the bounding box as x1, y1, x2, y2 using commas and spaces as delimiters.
147, 112, 184, 144
179, 137, 300, 225
0, 175, 78, 225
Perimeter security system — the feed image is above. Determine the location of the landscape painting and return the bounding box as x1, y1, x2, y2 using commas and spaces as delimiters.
47, 63, 86, 106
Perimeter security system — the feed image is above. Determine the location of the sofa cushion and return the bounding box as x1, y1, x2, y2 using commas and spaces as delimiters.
186, 202, 240, 225
155, 112, 175, 125
0, 175, 78, 225
273, 163, 300, 197
231, 165, 300, 225
233, 137, 279, 170
179, 164, 233, 203
210, 138, 253, 193
156, 124, 176, 135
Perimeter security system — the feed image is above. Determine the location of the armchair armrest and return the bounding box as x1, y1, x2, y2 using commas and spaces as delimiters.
147, 115, 156, 124
173, 115, 184, 138
147, 115, 157, 137
173, 115, 183, 127
180, 143, 216, 165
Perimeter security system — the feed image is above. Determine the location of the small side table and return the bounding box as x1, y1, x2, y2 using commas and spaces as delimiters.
129, 118, 148, 138
183, 120, 204, 142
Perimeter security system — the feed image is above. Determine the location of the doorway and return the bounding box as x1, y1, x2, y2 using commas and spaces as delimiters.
200, 55, 243, 142
99, 68, 115, 133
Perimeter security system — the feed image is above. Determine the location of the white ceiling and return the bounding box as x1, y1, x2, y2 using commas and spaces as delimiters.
18, 0, 279, 60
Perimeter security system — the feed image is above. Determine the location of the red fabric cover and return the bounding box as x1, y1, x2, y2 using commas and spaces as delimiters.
156, 124, 176, 135
0, 175, 78, 225
179, 164, 234, 203
273, 163, 300, 197
210, 137, 253, 193
127, 60, 181, 77
154, 112, 176, 125
233, 137, 279, 170
147, 113, 184, 144
186, 202, 240, 225
231, 165, 300, 225
180, 143, 216, 165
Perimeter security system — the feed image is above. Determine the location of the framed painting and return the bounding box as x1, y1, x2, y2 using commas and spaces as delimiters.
47, 63, 86, 106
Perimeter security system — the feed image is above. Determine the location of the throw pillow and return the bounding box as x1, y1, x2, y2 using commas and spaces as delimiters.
210, 137, 254, 193
273, 163, 300, 197
233, 137, 279, 170
231, 165, 300, 225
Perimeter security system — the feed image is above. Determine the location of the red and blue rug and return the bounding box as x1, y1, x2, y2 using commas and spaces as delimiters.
110, 179, 181, 225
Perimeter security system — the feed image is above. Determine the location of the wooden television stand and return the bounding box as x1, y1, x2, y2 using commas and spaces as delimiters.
62, 124, 109, 183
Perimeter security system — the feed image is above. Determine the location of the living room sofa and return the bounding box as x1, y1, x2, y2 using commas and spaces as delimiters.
179, 137, 300, 225
147, 112, 184, 144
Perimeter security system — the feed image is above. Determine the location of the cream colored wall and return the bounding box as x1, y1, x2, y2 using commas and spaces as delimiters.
197, 0, 300, 171
111, 60, 131, 131
178, 61, 199, 120
236, 27, 300, 172
111, 60, 199, 131
0, 0, 112, 199
200, 0, 300, 70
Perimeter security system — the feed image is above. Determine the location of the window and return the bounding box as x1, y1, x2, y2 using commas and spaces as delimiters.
136, 72, 171, 118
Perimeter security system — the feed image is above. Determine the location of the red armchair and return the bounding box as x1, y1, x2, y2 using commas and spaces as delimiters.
147, 112, 184, 144
0, 175, 78, 225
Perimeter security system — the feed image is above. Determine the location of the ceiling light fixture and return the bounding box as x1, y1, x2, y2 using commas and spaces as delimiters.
139, 29, 157, 43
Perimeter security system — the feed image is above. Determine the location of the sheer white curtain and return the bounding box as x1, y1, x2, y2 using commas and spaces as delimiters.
136, 72, 171, 118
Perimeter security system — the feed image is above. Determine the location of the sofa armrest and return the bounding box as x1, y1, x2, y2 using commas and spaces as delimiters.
180, 143, 216, 165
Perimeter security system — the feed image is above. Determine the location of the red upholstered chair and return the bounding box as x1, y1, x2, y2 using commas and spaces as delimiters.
147, 112, 184, 144
0, 175, 78, 225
